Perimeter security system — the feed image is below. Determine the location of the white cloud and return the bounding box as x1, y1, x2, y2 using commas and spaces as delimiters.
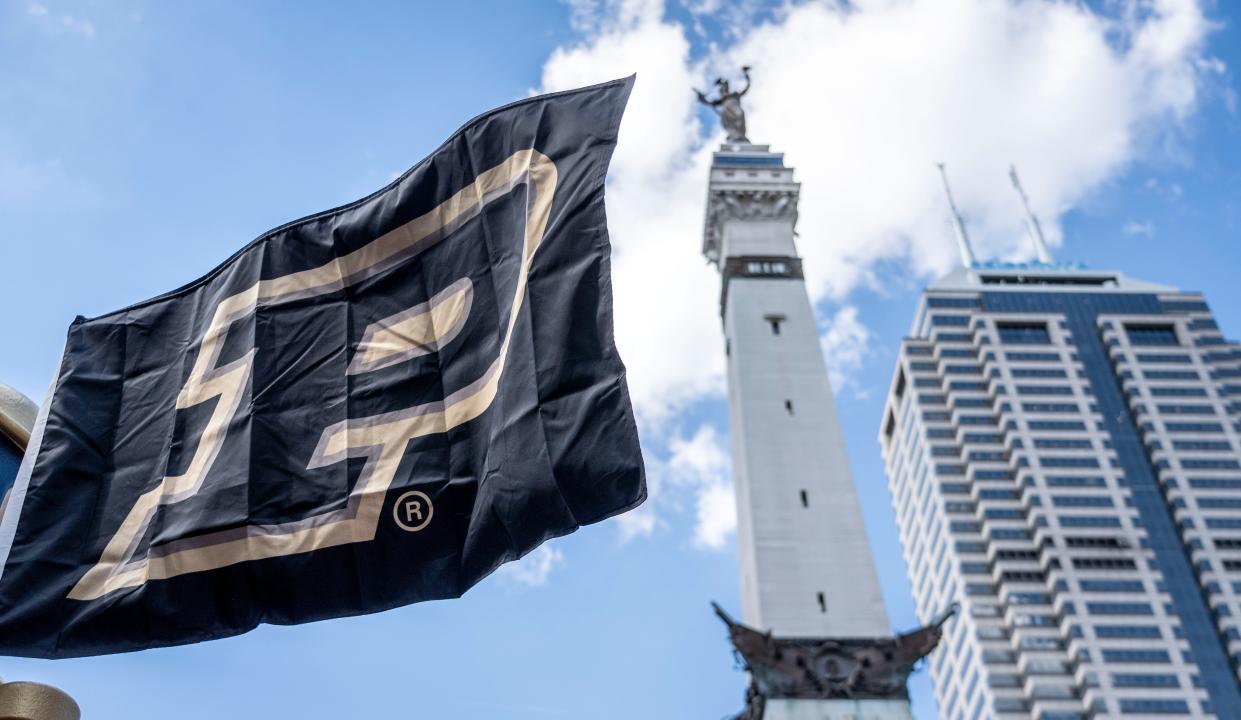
541, 0, 1217, 543
496, 543, 566, 588
693, 481, 736, 549
719, 0, 1212, 300
1144, 176, 1184, 197
666, 426, 733, 549
684, 0, 766, 39
819, 305, 872, 396
618, 424, 735, 547
565, 0, 664, 34
26, 2, 96, 37
1122, 219, 1156, 236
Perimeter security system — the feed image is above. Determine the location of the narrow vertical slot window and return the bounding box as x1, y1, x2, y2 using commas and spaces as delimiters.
800, 489, 809, 508
784, 399, 794, 415
764, 314, 785, 335
816, 592, 827, 613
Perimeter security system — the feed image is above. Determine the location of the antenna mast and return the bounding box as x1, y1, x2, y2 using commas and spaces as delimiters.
937, 163, 977, 268
1009, 165, 1053, 264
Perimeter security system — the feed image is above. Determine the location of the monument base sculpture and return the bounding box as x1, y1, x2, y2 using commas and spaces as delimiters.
714, 603, 956, 720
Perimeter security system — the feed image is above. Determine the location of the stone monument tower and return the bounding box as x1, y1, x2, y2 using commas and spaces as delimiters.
698, 72, 946, 720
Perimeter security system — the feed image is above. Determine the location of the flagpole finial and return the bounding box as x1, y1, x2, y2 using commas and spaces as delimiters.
937, 162, 977, 268
0, 382, 37, 450
0, 681, 82, 720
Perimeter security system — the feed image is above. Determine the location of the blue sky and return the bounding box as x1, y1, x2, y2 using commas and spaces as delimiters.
2, 1, 1241, 717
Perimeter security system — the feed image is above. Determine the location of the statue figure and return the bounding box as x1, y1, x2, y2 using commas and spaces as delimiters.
696, 66, 752, 143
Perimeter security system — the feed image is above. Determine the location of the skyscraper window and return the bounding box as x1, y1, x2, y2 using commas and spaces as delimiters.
997, 321, 1052, 345
1126, 323, 1180, 346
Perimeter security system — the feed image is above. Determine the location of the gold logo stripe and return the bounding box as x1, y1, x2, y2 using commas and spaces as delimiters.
347, 277, 474, 375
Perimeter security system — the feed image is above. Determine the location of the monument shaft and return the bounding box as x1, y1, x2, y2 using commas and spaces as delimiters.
706, 143, 888, 638
704, 137, 924, 720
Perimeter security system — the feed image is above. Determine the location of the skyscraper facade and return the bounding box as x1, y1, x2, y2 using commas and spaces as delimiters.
879, 263, 1241, 719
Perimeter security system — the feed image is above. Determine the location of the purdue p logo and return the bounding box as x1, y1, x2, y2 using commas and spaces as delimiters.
0, 78, 644, 659
67, 150, 558, 601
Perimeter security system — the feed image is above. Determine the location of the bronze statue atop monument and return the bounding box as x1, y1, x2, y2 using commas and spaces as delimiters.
696, 66, 752, 143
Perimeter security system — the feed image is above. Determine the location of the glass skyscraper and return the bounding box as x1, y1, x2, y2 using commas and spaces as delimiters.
879, 262, 1241, 719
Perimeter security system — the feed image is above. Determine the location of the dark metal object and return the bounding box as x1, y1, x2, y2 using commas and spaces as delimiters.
695, 67, 752, 143
713, 602, 956, 719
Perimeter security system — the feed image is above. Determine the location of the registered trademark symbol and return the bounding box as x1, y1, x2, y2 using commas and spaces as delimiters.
392, 490, 433, 532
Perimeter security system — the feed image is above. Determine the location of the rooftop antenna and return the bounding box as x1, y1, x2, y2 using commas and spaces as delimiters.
1009, 165, 1054, 264
937, 162, 977, 268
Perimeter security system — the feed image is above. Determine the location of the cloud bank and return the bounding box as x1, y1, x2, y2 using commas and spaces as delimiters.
539, 0, 1219, 547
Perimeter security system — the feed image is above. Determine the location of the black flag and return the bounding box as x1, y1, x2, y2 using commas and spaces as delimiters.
0, 77, 644, 658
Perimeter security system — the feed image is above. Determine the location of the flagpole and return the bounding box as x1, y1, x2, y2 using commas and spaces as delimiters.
0, 681, 81, 720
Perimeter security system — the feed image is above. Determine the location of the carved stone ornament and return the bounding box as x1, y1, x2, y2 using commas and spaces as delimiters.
703, 189, 800, 263
713, 602, 958, 720
711, 189, 799, 223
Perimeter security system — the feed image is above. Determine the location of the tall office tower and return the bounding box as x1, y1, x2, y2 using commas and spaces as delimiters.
706, 138, 926, 719
879, 260, 1241, 719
